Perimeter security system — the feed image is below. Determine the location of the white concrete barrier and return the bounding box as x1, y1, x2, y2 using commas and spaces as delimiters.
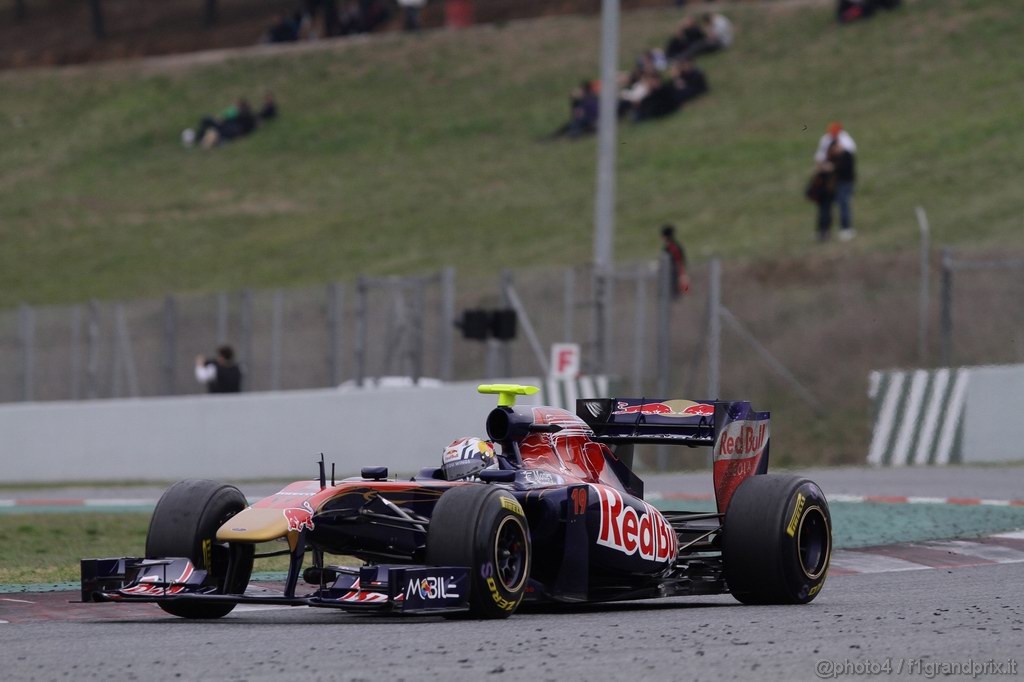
867, 363, 1024, 466
0, 379, 542, 484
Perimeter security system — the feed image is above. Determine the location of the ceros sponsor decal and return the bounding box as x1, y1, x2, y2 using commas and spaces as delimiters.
283, 500, 315, 532
613, 399, 714, 418
405, 576, 461, 601
479, 563, 517, 611
591, 485, 677, 563
786, 493, 806, 538
499, 496, 524, 516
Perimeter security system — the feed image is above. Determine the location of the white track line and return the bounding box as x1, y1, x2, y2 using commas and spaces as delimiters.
993, 530, 1024, 540
924, 540, 1024, 563
830, 551, 931, 574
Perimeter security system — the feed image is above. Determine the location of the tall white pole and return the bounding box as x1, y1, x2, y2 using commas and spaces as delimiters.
593, 0, 619, 272
592, 0, 619, 375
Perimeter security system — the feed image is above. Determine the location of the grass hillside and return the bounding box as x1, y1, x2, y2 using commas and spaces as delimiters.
1, 0, 1021, 310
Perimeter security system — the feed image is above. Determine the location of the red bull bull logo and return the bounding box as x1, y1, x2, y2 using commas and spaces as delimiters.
283, 500, 315, 532
613, 400, 714, 418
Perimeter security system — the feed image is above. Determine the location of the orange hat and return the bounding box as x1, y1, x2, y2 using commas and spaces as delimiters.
827, 121, 843, 136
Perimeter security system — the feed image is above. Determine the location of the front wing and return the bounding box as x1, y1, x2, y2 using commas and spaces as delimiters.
79, 557, 472, 615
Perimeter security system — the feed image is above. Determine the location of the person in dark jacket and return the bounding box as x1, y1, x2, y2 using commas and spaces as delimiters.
195, 345, 243, 393
661, 224, 690, 298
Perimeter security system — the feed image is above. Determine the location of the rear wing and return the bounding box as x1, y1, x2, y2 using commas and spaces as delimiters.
577, 398, 768, 446
577, 397, 772, 512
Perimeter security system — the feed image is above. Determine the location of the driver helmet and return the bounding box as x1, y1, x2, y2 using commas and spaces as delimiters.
441, 437, 498, 481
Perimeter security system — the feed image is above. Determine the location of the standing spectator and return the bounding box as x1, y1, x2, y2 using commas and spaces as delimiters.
814, 120, 857, 163
814, 122, 857, 239
398, 0, 426, 32
807, 147, 838, 242
661, 224, 690, 298
195, 345, 243, 393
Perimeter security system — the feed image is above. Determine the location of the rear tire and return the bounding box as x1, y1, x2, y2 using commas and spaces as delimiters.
722, 474, 831, 605
426, 485, 531, 619
146, 479, 254, 619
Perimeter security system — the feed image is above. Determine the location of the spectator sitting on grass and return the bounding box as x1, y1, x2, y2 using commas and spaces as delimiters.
679, 12, 734, 61
665, 17, 705, 61
630, 60, 709, 122
550, 80, 600, 139
182, 98, 261, 149
259, 92, 278, 121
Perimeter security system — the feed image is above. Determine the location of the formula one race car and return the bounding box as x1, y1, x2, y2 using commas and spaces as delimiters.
81, 384, 832, 619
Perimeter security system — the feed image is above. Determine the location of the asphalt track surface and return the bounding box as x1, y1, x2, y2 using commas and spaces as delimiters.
1, 564, 1022, 681
2, 467, 1023, 681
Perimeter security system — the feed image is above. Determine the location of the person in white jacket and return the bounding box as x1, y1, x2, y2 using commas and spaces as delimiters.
814, 121, 857, 163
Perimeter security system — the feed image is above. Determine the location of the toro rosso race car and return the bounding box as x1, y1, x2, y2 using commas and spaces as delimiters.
80, 384, 832, 619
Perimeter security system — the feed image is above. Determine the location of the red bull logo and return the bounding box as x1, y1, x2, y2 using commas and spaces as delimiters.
613, 400, 714, 418
713, 418, 770, 512
283, 500, 315, 532
591, 485, 677, 563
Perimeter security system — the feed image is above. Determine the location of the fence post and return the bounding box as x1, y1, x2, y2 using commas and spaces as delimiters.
916, 207, 931, 364
355, 276, 368, 387
656, 255, 673, 472
327, 282, 343, 387
216, 291, 229, 345
707, 259, 721, 399
411, 280, 426, 384
563, 268, 575, 343
592, 270, 607, 376
270, 290, 284, 391
939, 248, 953, 367
500, 270, 513, 376
240, 289, 254, 384
631, 267, 647, 395
161, 296, 177, 395
656, 254, 672, 399
86, 300, 101, 399
70, 305, 82, 400
439, 267, 456, 382
18, 304, 35, 402
113, 303, 140, 398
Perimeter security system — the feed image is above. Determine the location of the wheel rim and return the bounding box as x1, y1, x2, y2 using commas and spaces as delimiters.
796, 505, 830, 579
493, 516, 528, 592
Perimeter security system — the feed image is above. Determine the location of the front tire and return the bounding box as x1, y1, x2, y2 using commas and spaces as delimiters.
146, 479, 254, 619
722, 474, 831, 605
426, 485, 531, 619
